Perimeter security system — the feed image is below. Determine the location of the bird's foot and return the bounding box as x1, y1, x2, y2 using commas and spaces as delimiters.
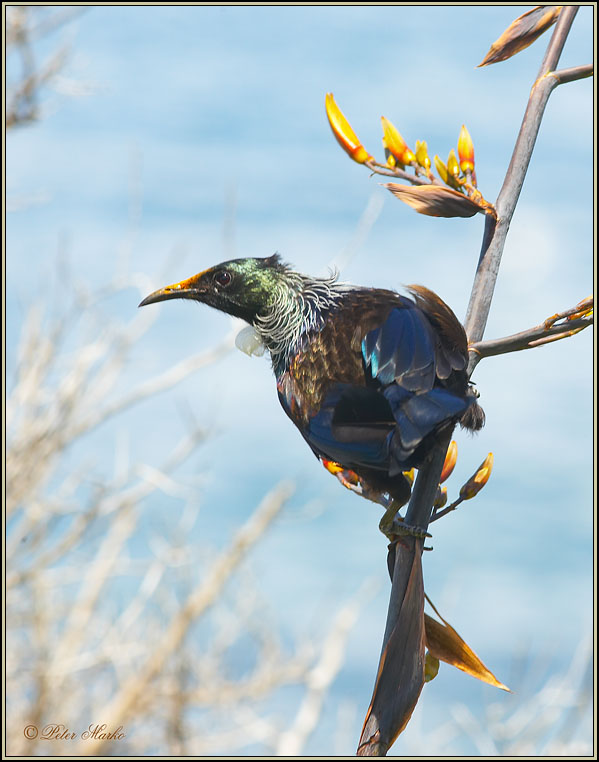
379, 500, 431, 541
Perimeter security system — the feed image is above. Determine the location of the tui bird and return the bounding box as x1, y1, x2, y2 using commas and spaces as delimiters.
140, 255, 484, 517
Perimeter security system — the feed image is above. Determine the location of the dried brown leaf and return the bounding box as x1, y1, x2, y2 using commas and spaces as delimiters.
479, 5, 562, 67
424, 605, 510, 692
385, 183, 485, 218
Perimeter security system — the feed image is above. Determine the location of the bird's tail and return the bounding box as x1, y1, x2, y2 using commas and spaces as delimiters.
459, 388, 485, 431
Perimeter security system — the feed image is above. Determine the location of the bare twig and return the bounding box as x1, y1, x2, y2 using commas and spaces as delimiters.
69, 333, 234, 439
365, 160, 431, 186
277, 580, 377, 756
6, 6, 77, 128
551, 63, 593, 85
430, 496, 464, 523
470, 305, 593, 362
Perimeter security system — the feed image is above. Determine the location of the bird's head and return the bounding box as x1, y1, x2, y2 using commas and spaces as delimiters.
138, 254, 293, 325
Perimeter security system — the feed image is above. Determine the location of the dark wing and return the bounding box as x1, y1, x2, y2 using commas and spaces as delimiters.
279, 296, 474, 476
360, 299, 473, 468
362, 303, 438, 390
297, 383, 395, 472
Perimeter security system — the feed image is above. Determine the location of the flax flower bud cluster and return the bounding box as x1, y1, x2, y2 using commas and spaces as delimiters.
325, 93, 494, 219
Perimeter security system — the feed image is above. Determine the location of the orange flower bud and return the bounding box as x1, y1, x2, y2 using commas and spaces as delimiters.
440, 441, 458, 483
325, 93, 373, 164
457, 124, 475, 173
460, 453, 494, 500
415, 140, 431, 170
381, 116, 415, 166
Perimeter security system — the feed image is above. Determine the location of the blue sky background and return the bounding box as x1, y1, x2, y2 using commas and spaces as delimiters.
7, 5, 593, 755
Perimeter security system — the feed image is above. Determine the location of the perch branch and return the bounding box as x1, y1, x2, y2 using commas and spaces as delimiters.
551, 63, 593, 85
470, 300, 593, 362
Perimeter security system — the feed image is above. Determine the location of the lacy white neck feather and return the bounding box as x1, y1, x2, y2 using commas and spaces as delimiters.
252, 270, 353, 370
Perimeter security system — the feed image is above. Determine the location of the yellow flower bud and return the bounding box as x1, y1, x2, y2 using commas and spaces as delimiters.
434, 154, 449, 184
447, 148, 460, 178
415, 140, 431, 170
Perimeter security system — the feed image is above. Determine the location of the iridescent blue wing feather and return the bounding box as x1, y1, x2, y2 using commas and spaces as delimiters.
362, 305, 437, 391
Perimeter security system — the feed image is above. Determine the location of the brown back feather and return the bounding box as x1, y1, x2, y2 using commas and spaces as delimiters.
406, 284, 468, 375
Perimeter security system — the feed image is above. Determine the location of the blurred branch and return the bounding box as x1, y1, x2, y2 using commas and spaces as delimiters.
6, 276, 234, 520
7, 426, 205, 589
73, 333, 234, 437
79, 482, 293, 756
6, 6, 82, 128
409, 637, 593, 755
277, 579, 378, 755
25, 7, 87, 40
6, 43, 69, 127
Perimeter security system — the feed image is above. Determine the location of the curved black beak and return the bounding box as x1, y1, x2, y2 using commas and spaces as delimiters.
138, 270, 209, 307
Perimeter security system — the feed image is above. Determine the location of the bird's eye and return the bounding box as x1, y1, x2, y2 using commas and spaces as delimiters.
214, 270, 232, 288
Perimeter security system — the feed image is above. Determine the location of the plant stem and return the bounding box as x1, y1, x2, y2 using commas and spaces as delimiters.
470, 314, 592, 361
551, 63, 593, 85
464, 5, 580, 347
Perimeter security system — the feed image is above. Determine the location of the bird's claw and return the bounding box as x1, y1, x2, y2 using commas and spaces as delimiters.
382, 519, 432, 541
378, 500, 431, 541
